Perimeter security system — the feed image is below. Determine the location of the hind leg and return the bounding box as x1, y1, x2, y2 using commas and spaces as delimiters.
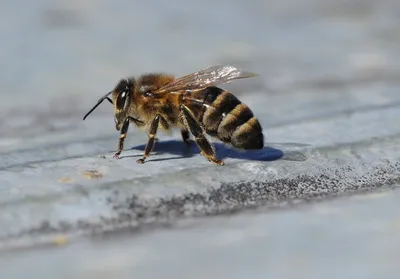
180, 105, 224, 165
180, 127, 193, 146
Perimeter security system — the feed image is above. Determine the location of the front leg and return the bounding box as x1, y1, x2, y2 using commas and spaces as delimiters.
180, 105, 224, 165
113, 118, 130, 159
136, 114, 161, 164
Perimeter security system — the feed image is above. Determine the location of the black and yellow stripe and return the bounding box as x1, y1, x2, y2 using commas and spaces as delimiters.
198, 87, 264, 150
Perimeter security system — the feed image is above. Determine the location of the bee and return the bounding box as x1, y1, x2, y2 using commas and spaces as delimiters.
83, 65, 264, 165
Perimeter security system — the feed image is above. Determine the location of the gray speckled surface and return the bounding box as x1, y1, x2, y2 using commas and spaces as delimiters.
3, 189, 400, 279
1, 0, 400, 278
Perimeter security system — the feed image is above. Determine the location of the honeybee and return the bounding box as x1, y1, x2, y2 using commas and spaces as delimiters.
83, 65, 264, 165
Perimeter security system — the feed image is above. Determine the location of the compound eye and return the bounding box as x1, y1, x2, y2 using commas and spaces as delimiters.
116, 91, 128, 109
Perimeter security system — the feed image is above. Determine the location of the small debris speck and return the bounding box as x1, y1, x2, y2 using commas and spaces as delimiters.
57, 177, 74, 183
82, 170, 104, 180
51, 235, 68, 246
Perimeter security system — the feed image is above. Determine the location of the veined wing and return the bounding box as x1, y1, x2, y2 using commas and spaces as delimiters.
153, 65, 258, 94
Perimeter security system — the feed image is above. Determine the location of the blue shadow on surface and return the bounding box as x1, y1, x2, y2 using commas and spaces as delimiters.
130, 139, 309, 163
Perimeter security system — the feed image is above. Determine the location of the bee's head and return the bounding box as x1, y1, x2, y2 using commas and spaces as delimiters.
112, 78, 135, 130
82, 77, 135, 127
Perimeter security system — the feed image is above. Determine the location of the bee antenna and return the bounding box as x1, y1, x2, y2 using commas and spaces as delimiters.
83, 91, 113, 120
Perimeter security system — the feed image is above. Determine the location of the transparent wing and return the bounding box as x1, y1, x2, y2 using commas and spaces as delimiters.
153, 65, 258, 94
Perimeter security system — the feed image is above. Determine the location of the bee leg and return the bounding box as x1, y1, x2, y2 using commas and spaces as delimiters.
136, 115, 160, 164
127, 116, 146, 128
113, 118, 130, 159
180, 128, 193, 145
180, 105, 224, 166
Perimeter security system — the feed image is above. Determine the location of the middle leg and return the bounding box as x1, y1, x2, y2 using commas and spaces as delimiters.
136, 114, 161, 164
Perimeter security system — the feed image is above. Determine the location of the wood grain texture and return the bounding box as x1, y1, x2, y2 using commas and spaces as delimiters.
1, 0, 400, 278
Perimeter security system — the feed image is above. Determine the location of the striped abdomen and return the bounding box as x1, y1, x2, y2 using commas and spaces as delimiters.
195, 87, 264, 150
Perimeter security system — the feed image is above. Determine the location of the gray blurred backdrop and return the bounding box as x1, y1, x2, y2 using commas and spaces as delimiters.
1, 0, 400, 279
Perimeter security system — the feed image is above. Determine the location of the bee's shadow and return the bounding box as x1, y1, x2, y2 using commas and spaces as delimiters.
128, 139, 310, 163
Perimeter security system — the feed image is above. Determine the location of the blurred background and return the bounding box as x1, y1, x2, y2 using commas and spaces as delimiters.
1, 0, 400, 278
1, 0, 400, 147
